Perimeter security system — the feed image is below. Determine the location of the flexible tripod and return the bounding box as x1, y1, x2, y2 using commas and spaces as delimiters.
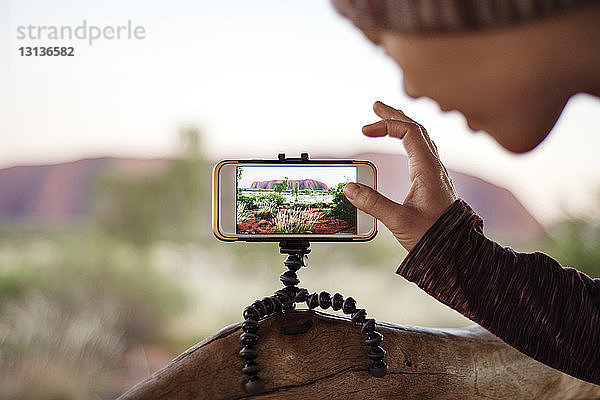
239, 240, 388, 395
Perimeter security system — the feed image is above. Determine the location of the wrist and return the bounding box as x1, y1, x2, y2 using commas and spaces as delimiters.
397, 199, 480, 275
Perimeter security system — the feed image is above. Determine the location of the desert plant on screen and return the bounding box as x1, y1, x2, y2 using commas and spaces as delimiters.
257, 192, 286, 206
255, 198, 278, 219
237, 194, 256, 209
273, 209, 321, 233
329, 182, 356, 226
237, 203, 251, 223
273, 177, 288, 193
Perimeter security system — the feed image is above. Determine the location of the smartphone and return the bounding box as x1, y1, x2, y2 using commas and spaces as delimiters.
213, 157, 377, 242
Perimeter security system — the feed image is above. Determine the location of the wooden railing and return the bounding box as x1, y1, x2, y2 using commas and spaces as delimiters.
117, 310, 600, 399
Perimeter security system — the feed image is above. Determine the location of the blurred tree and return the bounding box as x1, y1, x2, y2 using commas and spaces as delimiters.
543, 215, 600, 278
93, 128, 209, 246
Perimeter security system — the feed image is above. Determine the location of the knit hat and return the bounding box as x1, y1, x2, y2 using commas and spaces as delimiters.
331, 0, 598, 34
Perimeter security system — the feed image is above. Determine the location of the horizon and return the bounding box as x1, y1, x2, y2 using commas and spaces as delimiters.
0, 152, 571, 229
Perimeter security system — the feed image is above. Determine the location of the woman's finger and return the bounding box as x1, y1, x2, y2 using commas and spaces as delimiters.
419, 125, 440, 158
373, 101, 412, 123
363, 119, 439, 174
362, 120, 389, 137
355, 102, 458, 251
373, 101, 441, 158
343, 182, 409, 232
365, 101, 454, 193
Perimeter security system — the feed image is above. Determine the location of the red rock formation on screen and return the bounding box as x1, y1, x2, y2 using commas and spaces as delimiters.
249, 179, 329, 191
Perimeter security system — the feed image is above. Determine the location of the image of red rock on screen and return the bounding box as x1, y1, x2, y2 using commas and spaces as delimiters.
236, 166, 357, 234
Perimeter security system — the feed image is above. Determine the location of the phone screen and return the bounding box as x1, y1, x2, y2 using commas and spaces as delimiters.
235, 165, 357, 235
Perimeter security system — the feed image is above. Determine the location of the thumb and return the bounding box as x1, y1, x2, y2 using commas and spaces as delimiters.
343, 182, 408, 230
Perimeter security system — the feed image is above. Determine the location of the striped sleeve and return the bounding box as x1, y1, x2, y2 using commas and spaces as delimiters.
397, 199, 600, 384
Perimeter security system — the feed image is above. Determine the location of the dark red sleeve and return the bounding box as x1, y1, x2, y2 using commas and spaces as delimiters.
397, 199, 600, 385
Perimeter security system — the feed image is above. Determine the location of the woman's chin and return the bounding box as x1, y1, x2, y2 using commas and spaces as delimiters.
499, 140, 539, 153
492, 130, 547, 153
469, 120, 547, 153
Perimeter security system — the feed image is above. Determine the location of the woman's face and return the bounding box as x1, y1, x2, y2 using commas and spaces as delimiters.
371, 27, 570, 153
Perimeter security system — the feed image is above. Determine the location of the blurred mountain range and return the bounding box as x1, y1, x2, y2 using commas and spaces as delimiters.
0, 154, 544, 244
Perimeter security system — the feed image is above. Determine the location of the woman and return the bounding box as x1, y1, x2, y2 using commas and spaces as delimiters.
332, 0, 600, 385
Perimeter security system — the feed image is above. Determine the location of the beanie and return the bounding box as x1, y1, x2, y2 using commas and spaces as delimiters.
331, 0, 598, 34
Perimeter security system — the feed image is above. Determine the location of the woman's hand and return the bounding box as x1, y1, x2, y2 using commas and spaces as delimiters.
343, 101, 457, 251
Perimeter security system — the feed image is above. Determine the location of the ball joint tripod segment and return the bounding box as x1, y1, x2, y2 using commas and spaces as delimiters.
239, 240, 388, 395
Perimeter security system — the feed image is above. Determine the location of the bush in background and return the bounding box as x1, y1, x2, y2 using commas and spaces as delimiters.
0, 128, 201, 399
543, 215, 600, 278
0, 235, 187, 399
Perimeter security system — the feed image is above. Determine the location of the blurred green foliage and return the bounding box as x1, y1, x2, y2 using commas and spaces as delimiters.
93, 128, 209, 246
0, 234, 188, 399
543, 215, 600, 278
0, 128, 204, 399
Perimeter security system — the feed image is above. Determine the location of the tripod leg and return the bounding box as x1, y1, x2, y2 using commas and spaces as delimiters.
239, 293, 286, 395
239, 241, 386, 395
306, 291, 388, 378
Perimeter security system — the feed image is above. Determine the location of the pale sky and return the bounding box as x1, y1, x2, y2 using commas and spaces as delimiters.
237, 166, 356, 189
1, 0, 599, 224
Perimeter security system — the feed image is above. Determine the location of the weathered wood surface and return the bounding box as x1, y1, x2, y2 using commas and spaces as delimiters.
118, 310, 600, 399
